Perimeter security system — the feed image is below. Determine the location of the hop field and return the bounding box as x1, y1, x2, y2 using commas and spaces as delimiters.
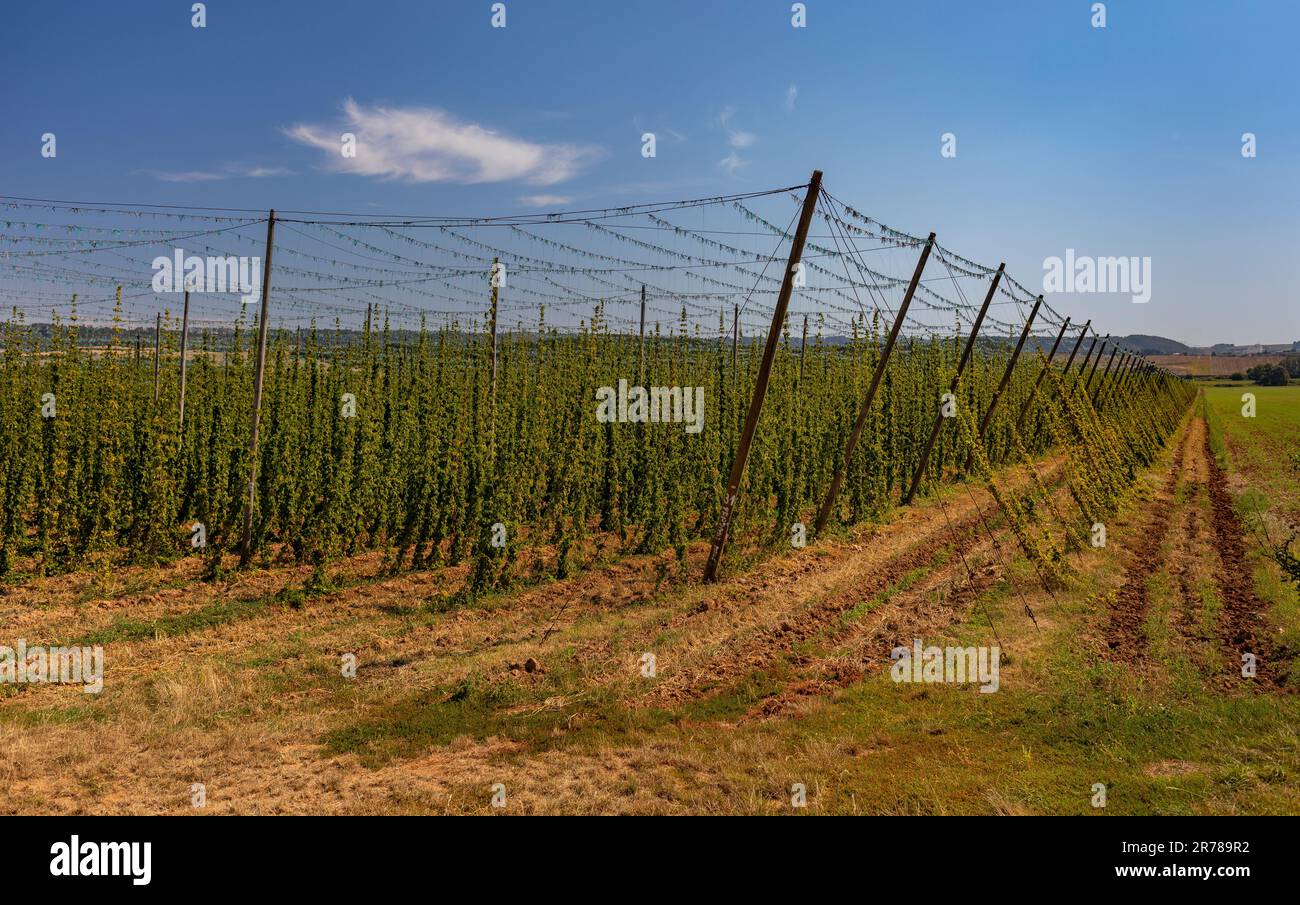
3, 185, 1287, 821
1, 298, 1129, 587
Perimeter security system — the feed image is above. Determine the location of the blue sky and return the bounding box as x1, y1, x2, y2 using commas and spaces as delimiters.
4, 0, 1298, 344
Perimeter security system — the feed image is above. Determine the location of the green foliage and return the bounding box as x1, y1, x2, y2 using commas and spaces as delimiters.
1248, 362, 1290, 386
0, 300, 1194, 585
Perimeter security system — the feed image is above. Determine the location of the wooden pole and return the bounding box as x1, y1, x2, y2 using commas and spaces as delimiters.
1123, 351, 1142, 386
1005, 315, 1092, 525
814, 232, 934, 535
1014, 316, 1070, 433
1090, 347, 1120, 408
1131, 360, 1149, 392
1117, 352, 1142, 394
178, 289, 191, 433
638, 284, 646, 385
239, 209, 276, 566
729, 302, 740, 446
1103, 351, 1137, 408
1087, 341, 1114, 395
1116, 350, 1137, 395
1076, 329, 1101, 378
488, 257, 500, 408
798, 314, 809, 385
1097, 351, 1128, 408
152, 311, 162, 404
730, 303, 739, 395
902, 263, 1003, 505
1027, 318, 1089, 448
704, 170, 822, 582
1060, 319, 1091, 374
963, 293, 1042, 472
1084, 335, 1110, 389
1128, 356, 1149, 387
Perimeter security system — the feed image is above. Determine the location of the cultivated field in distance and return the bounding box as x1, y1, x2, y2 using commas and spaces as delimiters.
1150, 354, 1287, 378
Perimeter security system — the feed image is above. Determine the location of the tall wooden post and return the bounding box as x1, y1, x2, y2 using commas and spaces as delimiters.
729, 301, 740, 445
1118, 349, 1138, 393
704, 170, 822, 582
488, 257, 500, 407
730, 303, 739, 392
1083, 335, 1109, 385
1090, 346, 1120, 406
638, 284, 646, 385
1130, 360, 1148, 393
1060, 320, 1091, 374
1014, 316, 1069, 433
1076, 330, 1101, 378
1116, 351, 1140, 394
152, 312, 162, 404
1098, 352, 1129, 407
1104, 351, 1138, 408
902, 263, 1003, 505
178, 289, 191, 433
814, 232, 934, 535
1087, 340, 1114, 394
239, 209, 276, 566
963, 294, 1042, 471
1027, 318, 1089, 447
798, 315, 809, 385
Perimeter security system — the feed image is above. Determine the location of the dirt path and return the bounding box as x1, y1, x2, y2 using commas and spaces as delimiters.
1106, 415, 1194, 661
1105, 403, 1281, 687
1204, 420, 1279, 687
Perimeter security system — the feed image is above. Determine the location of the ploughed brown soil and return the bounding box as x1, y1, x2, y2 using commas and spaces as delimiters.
1106, 416, 1192, 661
1204, 421, 1279, 687
1106, 409, 1279, 686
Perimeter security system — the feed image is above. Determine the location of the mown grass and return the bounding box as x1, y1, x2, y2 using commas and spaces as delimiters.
69, 566, 373, 646
651, 540, 1300, 815
322, 646, 795, 769
73, 596, 275, 646
1203, 384, 1300, 510
1203, 384, 1300, 684
742, 657, 1300, 814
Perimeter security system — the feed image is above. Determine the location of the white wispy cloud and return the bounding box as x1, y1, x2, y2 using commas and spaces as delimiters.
147, 164, 293, 183
150, 170, 226, 183
718, 151, 747, 176
728, 130, 756, 150
242, 166, 293, 178
633, 116, 688, 144
284, 99, 603, 185
785, 84, 798, 112
517, 193, 573, 207
717, 106, 755, 175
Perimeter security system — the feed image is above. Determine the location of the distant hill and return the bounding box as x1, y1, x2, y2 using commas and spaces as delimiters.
1118, 334, 1192, 355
